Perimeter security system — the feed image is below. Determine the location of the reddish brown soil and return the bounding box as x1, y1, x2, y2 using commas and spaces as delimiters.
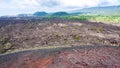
0, 46, 120, 68
11, 56, 53, 68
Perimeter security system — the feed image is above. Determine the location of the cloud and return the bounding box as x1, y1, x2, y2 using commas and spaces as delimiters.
40, 0, 60, 7
59, 0, 100, 8
1, 0, 120, 9
0, 0, 120, 15
59, 0, 120, 9
10, 0, 40, 9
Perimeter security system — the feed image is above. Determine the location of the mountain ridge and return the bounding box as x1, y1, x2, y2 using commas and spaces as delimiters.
72, 5, 120, 15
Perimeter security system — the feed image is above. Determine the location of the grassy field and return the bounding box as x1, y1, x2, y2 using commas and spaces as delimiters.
48, 15, 120, 23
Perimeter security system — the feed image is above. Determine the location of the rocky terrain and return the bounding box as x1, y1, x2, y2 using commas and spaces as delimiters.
0, 46, 120, 68
0, 18, 120, 68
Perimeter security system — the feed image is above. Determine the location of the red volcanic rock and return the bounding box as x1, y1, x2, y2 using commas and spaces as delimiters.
20, 57, 53, 68
0, 46, 120, 68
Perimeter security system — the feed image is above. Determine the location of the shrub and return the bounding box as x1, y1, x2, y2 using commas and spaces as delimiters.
55, 32, 60, 37
1, 38, 7, 43
4, 43, 12, 49
74, 35, 79, 41
66, 40, 70, 45
99, 27, 103, 33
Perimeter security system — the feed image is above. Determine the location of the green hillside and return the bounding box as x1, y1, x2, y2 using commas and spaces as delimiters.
72, 5, 120, 16
33, 12, 48, 17
51, 12, 69, 16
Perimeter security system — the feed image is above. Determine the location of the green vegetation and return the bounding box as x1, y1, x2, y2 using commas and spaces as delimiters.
55, 15, 120, 23
1, 38, 7, 43
5, 43, 12, 49
99, 27, 104, 33
0, 42, 13, 54
55, 32, 60, 37
74, 35, 79, 41
33, 11, 48, 17
51, 12, 69, 16
0, 37, 13, 53
73, 5, 120, 16
66, 40, 71, 45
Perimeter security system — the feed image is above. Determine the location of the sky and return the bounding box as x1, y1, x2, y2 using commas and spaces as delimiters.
0, 0, 120, 16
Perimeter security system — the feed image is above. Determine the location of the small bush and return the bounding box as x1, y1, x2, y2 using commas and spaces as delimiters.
4, 43, 12, 49
1, 38, 7, 43
74, 35, 79, 41
99, 27, 103, 33
66, 40, 70, 45
55, 32, 60, 37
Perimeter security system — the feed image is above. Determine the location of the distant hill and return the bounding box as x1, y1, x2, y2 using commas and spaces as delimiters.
18, 14, 33, 17
72, 5, 120, 16
16, 12, 69, 17
51, 12, 69, 16
33, 12, 48, 16
15, 5, 120, 17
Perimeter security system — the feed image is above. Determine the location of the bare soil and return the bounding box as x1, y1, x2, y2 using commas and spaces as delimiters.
0, 18, 120, 68
0, 46, 120, 68
0, 18, 120, 53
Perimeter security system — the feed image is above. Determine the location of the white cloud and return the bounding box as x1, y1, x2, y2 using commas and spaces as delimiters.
0, 0, 120, 15
105, 0, 120, 5
10, 0, 40, 9
59, 0, 100, 8
1, 0, 120, 9
59, 0, 120, 8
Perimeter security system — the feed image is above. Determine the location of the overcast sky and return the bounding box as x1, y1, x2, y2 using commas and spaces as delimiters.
0, 0, 120, 16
